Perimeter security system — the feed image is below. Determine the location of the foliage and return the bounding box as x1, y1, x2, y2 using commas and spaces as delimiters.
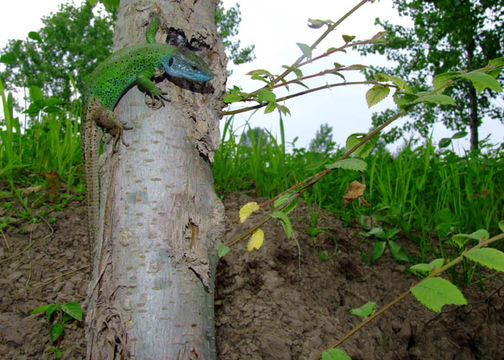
31, 301, 83, 358
0, 81, 81, 187
215, 2, 255, 65
0, 1, 113, 103
359, 0, 504, 150
309, 123, 336, 153
0, 0, 253, 105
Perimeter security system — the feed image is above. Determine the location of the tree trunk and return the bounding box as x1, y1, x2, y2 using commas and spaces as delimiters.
85, 1, 226, 359
468, 85, 479, 152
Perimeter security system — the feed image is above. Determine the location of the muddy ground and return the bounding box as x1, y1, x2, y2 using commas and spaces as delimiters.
0, 192, 503, 359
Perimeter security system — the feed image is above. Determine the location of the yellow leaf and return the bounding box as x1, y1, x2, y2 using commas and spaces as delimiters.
239, 202, 260, 223
247, 228, 264, 251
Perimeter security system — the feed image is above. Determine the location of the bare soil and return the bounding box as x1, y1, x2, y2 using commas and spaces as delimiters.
1, 192, 503, 359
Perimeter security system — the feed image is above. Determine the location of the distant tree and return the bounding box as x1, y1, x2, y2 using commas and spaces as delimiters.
215, 3, 255, 65
0, 0, 254, 104
360, 0, 504, 151
240, 127, 270, 148
309, 123, 335, 153
0, 1, 113, 103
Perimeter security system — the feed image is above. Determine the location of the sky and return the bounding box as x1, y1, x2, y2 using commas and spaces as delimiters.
0, 0, 502, 153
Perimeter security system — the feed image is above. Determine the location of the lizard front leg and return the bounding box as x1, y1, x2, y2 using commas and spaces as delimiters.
137, 69, 170, 109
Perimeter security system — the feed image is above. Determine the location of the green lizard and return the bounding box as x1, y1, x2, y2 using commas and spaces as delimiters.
82, 14, 214, 245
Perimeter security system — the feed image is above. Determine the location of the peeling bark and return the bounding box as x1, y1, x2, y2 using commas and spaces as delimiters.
85, 1, 226, 358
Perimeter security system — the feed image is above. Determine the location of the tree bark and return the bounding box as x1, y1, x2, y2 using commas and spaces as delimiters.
85, 1, 226, 359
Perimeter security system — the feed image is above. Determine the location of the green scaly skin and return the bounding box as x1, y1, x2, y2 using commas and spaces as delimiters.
82, 17, 214, 246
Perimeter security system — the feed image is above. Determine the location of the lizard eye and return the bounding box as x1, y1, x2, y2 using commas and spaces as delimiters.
191, 65, 197, 70
168, 57, 174, 67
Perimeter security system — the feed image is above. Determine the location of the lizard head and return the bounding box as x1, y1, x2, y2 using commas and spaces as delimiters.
162, 48, 214, 82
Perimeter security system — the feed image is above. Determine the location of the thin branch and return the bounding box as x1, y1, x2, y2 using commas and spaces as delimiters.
310, 232, 504, 359
222, 81, 387, 116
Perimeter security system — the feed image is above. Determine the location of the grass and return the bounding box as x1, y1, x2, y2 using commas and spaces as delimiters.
213, 117, 504, 266
1, 82, 503, 274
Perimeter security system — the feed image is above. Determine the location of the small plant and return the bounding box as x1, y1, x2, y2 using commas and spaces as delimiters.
357, 214, 409, 264
31, 301, 83, 359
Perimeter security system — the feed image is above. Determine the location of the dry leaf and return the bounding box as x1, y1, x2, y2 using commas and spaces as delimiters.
342, 180, 366, 205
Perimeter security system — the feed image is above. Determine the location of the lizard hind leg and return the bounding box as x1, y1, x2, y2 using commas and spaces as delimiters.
90, 102, 132, 151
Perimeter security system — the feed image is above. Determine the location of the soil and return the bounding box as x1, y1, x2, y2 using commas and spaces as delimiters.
0, 192, 503, 359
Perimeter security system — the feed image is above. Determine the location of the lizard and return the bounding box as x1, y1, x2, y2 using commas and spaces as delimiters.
81, 13, 214, 247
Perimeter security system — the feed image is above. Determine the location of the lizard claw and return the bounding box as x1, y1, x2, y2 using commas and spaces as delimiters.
111, 122, 132, 152
145, 87, 170, 110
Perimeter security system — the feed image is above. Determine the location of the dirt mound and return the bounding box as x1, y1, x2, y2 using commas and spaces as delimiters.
0, 193, 502, 359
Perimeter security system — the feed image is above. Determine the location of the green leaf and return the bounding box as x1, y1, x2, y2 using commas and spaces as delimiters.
438, 138, 452, 148
321, 348, 352, 360
452, 229, 489, 248
331, 71, 345, 81
388, 240, 410, 262
29, 86, 44, 102
49, 323, 64, 342
270, 211, 293, 239
410, 277, 467, 312
325, 158, 367, 172
465, 248, 504, 272
277, 105, 291, 116
257, 89, 276, 103
489, 56, 504, 68
251, 75, 270, 84
345, 133, 379, 158
31, 305, 50, 315
409, 263, 435, 277
430, 258, 445, 271
45, 304, 60, 321
342, 34, 356, 43
61, 302, 82, 321
306, 227, 320, 237
218, 243, 230, 258
366, 85, 390, 107
28, 31, 42, 42
273, 192, 294, 209
393, 92, 418, 108
223, 93, 243, 103
460, 72, 503, 93
0, 52, 17, 64
432, 71, 460, 90
296, 42, 312, 59
413, 94, 456, 106
62, 313, 73, 324
350, 301, 376, 318
346, 64, 366, 70
375, 73, 410, 92
451, 131, 467, 139
371, 241, 386, 264
282, 65, 303, 78
264, 101, 276, 114
307, 19, 333, 29
282, 197, 298, 215
499, 220, 504, 232
246, 69, 272, 76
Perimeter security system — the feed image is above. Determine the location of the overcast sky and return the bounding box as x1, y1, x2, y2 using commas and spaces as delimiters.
1, 0, 501, 152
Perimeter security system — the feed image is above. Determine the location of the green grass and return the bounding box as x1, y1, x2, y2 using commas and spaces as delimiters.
213, 117, 504, 265
1, 82, 502, 272
0, 81, 82, 189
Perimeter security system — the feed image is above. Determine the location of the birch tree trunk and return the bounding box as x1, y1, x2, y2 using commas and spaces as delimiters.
85, 1, 226, 358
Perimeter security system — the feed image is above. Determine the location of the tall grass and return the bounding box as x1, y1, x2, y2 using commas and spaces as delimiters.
0, 81, 82, 189
213, 118, 504, 261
